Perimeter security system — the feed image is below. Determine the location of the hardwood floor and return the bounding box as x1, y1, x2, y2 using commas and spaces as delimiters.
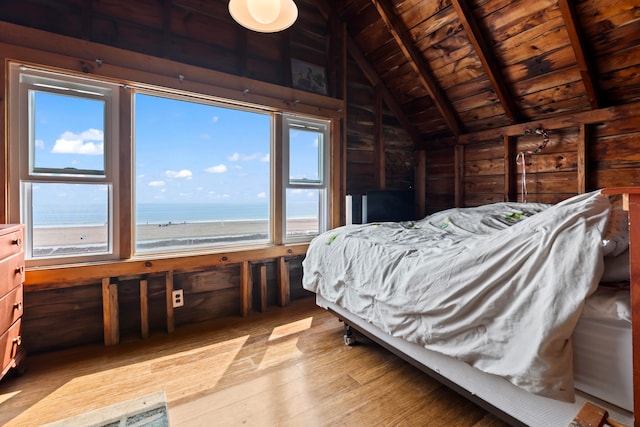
0, 297, 509, 427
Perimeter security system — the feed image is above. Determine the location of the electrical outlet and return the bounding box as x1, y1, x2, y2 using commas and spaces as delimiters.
172, 289, 184, 308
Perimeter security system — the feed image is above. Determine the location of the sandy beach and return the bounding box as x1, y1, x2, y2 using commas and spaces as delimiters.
32, 218, 318, 248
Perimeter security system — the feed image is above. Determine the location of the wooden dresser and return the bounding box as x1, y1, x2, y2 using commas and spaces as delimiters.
0, 224, 25, 381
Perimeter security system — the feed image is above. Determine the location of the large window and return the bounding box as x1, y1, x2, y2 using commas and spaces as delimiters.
134, 91, 271, 254
283, 114, 330, 242
9, 64, 119, 265
8, 63, 330, 266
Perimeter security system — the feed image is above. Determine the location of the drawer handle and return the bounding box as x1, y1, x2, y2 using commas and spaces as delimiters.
11, 336, 21, 358
13, 301, 22, 311
15, 266, 24, 276
11, 238, 22, 247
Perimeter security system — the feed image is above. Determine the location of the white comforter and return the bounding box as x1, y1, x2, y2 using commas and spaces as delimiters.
302, 191, 613, 401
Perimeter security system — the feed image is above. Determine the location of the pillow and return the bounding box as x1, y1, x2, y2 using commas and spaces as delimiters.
602, 195, 629, 257
601, 249, 630, 283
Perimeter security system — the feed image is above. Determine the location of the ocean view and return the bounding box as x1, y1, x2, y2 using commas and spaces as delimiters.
30, 201, 319, 257
32, 201, 318, 226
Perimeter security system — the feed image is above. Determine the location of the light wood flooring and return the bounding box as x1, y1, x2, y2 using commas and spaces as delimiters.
0, 297, 509, 427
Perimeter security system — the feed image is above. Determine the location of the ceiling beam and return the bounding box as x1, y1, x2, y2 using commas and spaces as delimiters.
347, 37, 421, 145
371, 0, 464, 136
312, 0, 422, 145
450, 0, 521, 124
557, 0, 601, 109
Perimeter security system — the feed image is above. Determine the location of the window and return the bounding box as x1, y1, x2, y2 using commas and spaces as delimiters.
8, 62, 331, 266
134, 91, 271, 254
283, 114, 330, 242
8, 64, 119, 265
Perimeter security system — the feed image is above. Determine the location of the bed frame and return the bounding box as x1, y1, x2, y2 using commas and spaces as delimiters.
603, 188, 639, 427
316, 187, 638, 427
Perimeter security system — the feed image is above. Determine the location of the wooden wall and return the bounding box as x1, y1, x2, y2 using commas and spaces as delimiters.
23, 257, 305, 353
8, 0, 640, 356
433, 104, 640, 209
345, 56, 414, 194
0, 2, 413, 354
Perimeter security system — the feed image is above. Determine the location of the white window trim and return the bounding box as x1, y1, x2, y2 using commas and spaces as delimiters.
7, 60, 335, 267
282, 114, 330, 243
8, 63, 121, 266
131, 87, 275, 255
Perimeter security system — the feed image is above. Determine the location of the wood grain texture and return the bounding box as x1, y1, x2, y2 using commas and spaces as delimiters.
0, 298, 508, 427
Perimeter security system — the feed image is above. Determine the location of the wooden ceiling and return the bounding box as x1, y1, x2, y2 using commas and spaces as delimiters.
0, 0, 638, 149
322, 0, 640, 144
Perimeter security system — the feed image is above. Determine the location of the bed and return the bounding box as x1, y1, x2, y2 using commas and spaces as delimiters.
302, 188, 637, 427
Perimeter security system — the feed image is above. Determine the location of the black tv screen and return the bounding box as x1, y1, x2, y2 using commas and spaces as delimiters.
365, 190, 415, 223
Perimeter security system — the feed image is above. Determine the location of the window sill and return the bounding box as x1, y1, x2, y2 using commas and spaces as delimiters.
24, 242, 309, 289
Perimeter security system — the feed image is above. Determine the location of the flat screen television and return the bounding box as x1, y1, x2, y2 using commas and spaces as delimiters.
366, 190, 415, 222
347, 190, 415, 224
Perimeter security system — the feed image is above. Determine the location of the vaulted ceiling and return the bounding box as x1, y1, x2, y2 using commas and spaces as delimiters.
320, 0, 640, 144
1, 0, 639, 149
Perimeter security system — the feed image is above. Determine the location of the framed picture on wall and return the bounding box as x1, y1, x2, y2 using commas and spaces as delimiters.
291, 58, 327, 95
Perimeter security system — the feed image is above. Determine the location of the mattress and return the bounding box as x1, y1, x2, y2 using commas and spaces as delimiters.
317, 293, 633, 427
573, 286, 632, 412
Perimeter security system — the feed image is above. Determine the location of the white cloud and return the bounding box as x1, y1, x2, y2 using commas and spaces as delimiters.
261, 154, 270, 162
257, 192, 267, 198
212, 116, 219, 123
35, 139, 45, 149
228, 152, 264, 162
165, 169, 193, 179
149, 181, 165, 187
52, 128, 104, 155
205, 164, 228, 173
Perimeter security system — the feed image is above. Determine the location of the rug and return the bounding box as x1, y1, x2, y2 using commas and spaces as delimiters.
41, 391, 169, 427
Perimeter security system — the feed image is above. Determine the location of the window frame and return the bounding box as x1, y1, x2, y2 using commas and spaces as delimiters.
8, 63, 121, 266
131, 87, 275, 255
7, 60, 337, 268
282, 114, 330, 243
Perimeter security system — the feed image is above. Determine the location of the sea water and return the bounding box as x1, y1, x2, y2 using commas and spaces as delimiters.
32, 201, 317, 226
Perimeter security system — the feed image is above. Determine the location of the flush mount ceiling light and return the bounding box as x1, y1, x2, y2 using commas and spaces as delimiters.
229, 0, 298, 33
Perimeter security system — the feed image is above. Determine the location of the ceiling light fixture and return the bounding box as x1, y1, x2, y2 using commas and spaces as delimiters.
229, 0, 298, 33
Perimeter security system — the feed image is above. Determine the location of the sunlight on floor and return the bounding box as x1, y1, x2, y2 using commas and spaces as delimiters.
258, 337, 303, 371
259, 317, 313, 371
0, 389, 21, 405
268, 316, 313, 341
5, 335, 250, 427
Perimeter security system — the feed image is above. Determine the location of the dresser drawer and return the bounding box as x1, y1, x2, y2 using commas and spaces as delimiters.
0, 319, 22, 376
0, 225, 23, 261
0, 285, 23, 333
0, 253, 24, 297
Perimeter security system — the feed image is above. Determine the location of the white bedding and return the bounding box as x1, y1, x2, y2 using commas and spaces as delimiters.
574, 286, 632, 411
302, 190, 614, 401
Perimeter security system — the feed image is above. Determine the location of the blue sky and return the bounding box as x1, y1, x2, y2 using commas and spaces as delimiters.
33, 90, 320, 207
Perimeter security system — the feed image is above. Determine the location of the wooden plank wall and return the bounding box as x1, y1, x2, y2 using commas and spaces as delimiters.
22, 257, 308, 353
345, 56, 414, 194
425, 143, 456, 214
436, 104, 640, 208
0, 2, 415, 353
462, 127, 580, 206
